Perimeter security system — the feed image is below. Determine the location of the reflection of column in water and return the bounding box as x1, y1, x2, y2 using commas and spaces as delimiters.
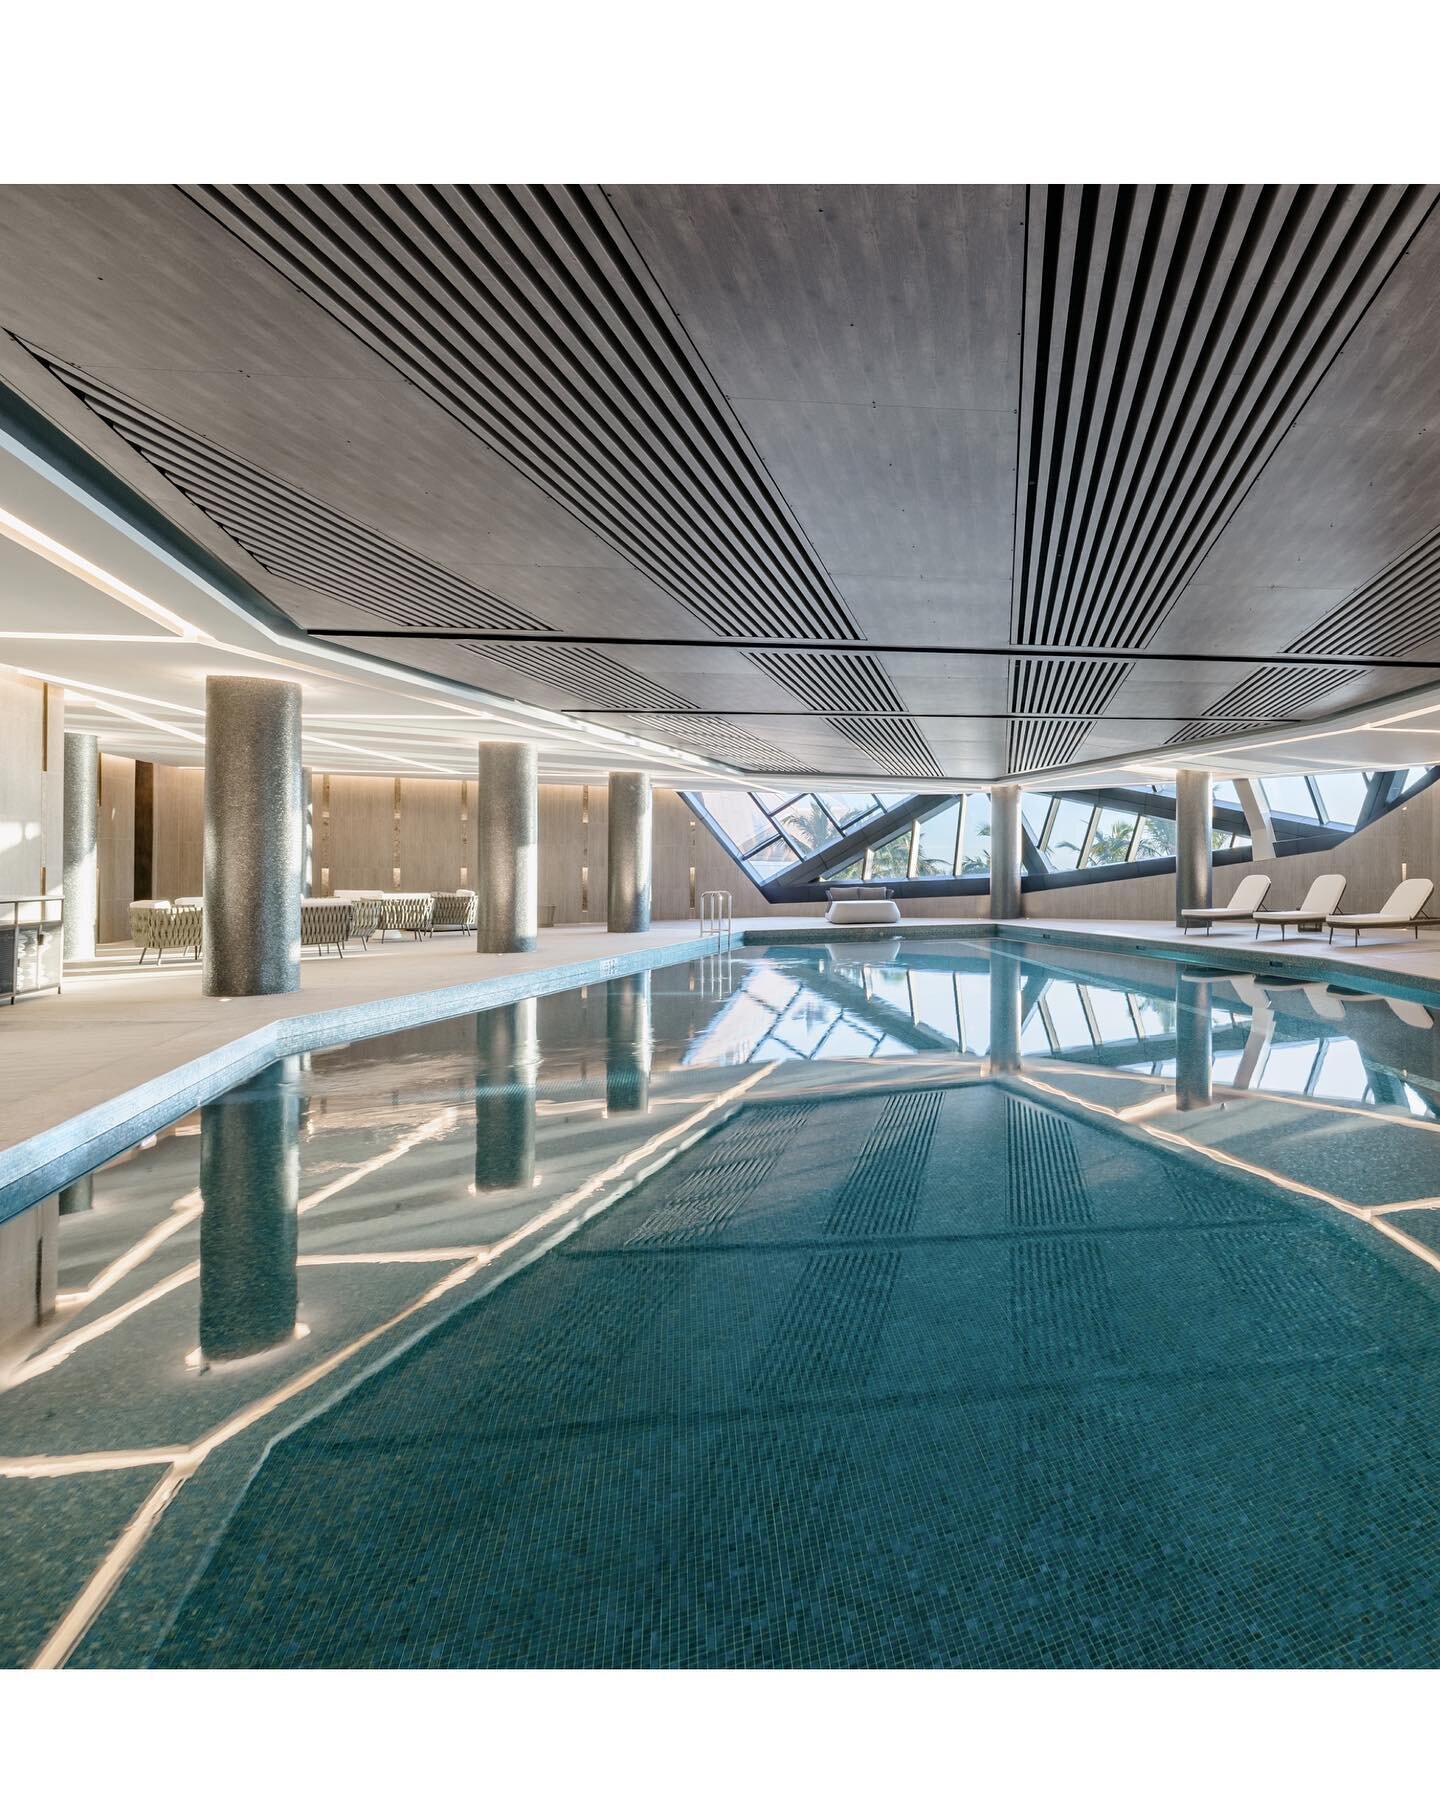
606, 971, 653, 1113
474, 998, 539, 1190
58, 1173, 94, 1215
1175, 968, 1214, 1111
199, 1056, 300, 1361
988, 947, 1023, 1073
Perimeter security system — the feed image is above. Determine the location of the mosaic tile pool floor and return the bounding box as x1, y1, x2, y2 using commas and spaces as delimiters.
6, 937, 1440, 1667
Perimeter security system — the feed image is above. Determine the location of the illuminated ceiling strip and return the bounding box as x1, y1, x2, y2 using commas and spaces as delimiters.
0, 502, 196, 637
30, 1063, 774, 1669
0, 631, 177, 642
301, 731, 454, 775
63, 690, 205, 745
0, 441, 732, 775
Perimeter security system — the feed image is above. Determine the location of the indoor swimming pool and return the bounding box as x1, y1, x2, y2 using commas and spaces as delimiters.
4, 935, 1440, 1668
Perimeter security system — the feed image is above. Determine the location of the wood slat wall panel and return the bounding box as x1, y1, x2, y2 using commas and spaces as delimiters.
97, 754, 135, 943
397, 778, 466, 892
152, 763, 204, 899
323, 775, 395, 891
0, 670, 52, 900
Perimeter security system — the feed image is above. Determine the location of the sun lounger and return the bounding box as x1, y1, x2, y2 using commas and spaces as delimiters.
1326, 878, 1435, 945
1180, 872, 1273, 933
1253, 873, 1346, 940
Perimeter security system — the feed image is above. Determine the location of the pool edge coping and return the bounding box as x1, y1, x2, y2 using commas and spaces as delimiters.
6, 912, 1440, 1221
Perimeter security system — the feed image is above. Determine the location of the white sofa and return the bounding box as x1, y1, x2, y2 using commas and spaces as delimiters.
824, 886, 902, 926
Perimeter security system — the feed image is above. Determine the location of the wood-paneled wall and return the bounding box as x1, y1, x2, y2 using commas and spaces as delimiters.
0, 668, 62, 903
151, 763, 204, 900
97, 754, 135, 943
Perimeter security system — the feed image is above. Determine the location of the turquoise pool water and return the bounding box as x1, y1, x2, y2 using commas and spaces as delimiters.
4, 937, 1440, 1667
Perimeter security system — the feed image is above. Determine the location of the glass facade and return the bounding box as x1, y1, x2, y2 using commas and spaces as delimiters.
685, 766, 1435, 897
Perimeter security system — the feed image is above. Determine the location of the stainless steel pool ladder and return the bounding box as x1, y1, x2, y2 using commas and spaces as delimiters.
700, 888, 733, 951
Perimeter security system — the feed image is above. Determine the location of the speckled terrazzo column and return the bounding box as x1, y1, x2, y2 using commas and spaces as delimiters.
607, 771, 652, 933
473, 998, 539, 1190
1174, 966, 1214, 1112
198, 1057, 300, 1361
301, 766, 314, 897
203, 676, 303, 997
477, 742, 538, 953
988, 945, 1022, 1072
62, 732, 99, 961
1175, 769, 1213, 926
989, 783, 1022, 920
606, 970, 652, 1113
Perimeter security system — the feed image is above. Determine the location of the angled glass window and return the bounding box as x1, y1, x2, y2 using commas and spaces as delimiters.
1260, 776, 1319, 820
1213, 780, 1240, 807
823, 792, 885, 826
1043, 799, 1093, 872
1085, 807, 1138, 867
1133, 814, 1177, 860
773, 795, 842, 856
745, 841, 799, 882
914, 800, 961, 875
1021, 793, 1053, 841
960, 792, 992, 872
865, 828, 914, 881
696, 790, 776, 856
826, 856, 863, 881
1311, 771, 1367, 827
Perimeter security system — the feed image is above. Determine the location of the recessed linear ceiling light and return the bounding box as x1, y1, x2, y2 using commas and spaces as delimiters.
0, 504, 198, 638
0, 631, 179, 642
302, 732, 454, 775
63, 688, 205, 744
0, 434, 732, 776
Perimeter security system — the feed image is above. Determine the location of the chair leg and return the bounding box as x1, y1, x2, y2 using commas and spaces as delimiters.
138, 947, 147, 965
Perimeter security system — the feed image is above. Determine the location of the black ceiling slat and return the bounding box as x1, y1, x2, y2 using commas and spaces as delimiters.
184, 181, 862, 647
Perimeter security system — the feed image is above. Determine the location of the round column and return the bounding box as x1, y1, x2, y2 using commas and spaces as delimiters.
607, 771, 652, 934
477, 742, 538, 953
202, 676, 303, 997
989, 783, 1022, 920
987, 944, 1023, 1073
473, 999, 539, 1190
1174, 968, 1214, 1112
1175, 769, 1214, 926
198, 1057, 301, 1361
606, 971, 652, 1113
62, 732, 99, 961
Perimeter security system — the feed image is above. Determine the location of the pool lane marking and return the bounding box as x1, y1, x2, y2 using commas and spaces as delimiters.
28, 1063, 775, 1671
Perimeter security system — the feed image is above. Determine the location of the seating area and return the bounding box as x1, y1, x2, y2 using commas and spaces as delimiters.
127, 898, 204, 964
127, 889, 481, 962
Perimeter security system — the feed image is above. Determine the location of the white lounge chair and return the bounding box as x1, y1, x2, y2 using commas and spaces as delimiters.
1253, 873, 1346, 940
1326, 877, 1435, 945
1180, 872, 1272, 934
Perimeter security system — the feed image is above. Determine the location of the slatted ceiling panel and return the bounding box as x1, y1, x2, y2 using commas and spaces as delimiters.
1007, 659, 1131, 773
615, 714, 809, 771
31, 346, 717, 723
184, 183, 859, 645
749, 650, 943, 779
1012, 182, 1431, 769
471, 642, 689, 712
1015, 185, 1431, 652
1169, 519, 1440, 743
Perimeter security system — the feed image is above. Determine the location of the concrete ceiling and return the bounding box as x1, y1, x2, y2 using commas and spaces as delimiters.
2, 183, 1440, 788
